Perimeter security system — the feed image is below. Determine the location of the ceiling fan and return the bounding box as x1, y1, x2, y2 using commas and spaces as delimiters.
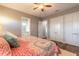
33, 3, 52, 12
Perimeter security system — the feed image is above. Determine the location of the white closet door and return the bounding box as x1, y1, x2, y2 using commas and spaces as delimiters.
54, 16, 64, 42
76, 12, 79, 46
49, 16, 64, 42
77, 12, 79, 34
72, 12, 79, 46
64, 12, 79, 46
49, 18, 56, 40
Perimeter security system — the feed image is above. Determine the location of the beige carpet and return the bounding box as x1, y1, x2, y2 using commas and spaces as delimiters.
59, 49, 76, 56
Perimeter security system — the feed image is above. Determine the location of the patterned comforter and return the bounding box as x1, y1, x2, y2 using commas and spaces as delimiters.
11, 36, 60, 56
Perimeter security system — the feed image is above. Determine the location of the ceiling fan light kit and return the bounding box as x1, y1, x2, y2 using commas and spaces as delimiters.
33, 3, 52, 12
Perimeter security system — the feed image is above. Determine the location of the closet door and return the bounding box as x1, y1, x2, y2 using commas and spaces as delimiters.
54, 16, 64, 42
49, 16, 64, 42
77, 12, 79, 46
64, 12, 79, 46
49, 18, 56, 40
75, 12, 79, 46
73, 12, 79, 46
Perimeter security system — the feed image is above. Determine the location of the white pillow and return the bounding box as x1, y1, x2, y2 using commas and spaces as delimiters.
5, 31, 18, 39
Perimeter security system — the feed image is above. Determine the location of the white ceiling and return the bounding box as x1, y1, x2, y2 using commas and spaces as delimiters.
0, 3, 79, 18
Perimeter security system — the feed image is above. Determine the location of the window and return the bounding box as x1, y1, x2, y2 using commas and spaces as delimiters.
21, 17, 30, 37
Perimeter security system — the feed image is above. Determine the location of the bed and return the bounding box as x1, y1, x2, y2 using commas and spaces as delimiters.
0, 36, 60, 56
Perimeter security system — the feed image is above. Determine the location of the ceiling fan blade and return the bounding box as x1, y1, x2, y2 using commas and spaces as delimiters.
34, 3, 41, 5
44, 5, 52, 7
33, 7, 38, 10
41, 9, 44, 12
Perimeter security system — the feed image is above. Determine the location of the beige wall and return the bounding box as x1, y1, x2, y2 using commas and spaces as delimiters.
0, 5, 40, 37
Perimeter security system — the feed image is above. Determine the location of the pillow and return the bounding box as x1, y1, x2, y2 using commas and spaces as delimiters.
0, 37, 11, 56
3, 32, 20, 48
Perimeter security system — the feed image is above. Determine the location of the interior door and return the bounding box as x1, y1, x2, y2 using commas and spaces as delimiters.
38, 20, 48, 39
49, 16, 64, 42
38, 20, 44, 38
64, 12, 79, 46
